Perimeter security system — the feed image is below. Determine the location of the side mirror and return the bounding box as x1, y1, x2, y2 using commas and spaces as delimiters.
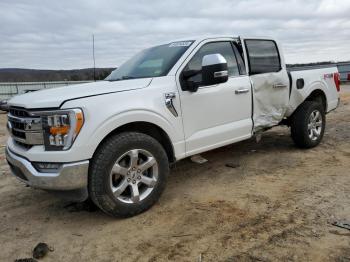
181, 69, 201, 92
182, 69, 200, 79
201, 54, 228, 86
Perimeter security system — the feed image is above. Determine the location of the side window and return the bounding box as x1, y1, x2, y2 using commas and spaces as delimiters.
245, 40, 281, 74
184, 41, 239, 85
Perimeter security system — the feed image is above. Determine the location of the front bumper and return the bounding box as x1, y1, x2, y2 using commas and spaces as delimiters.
6, 147, 89, 200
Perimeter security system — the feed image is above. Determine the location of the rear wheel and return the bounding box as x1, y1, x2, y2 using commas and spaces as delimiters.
290, 101, 326, 148
89, 132, 169, 217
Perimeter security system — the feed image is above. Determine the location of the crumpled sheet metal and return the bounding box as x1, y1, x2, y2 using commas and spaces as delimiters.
251, 74, 288, 132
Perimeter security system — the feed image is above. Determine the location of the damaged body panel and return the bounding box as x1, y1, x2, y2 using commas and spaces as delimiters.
242, 37, 339, 133
242, 38, 290, 132
250, 72, 289, 132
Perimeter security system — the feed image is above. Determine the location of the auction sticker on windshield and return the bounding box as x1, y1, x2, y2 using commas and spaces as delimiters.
169, 41, 192, 47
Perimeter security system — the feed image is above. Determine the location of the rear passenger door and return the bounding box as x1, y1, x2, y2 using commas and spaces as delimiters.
243, 39, 290, 132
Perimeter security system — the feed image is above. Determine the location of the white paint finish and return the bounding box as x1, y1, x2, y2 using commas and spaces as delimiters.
8, 78, 152, 108
173, 37, 253, 155
185, 119, 252, 156
176, 55, 252, 155
179, 75, 253, 154
287, 67, 339, 116
7, 76, 186, 162
6, 35, 340, 167
0, 81, 93, 100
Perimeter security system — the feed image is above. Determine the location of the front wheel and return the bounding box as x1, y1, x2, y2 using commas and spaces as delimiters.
290, 101, 326, 148
89, 132, 169, 217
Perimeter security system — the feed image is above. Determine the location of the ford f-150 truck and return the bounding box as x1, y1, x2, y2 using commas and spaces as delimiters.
5, 36, 340, 217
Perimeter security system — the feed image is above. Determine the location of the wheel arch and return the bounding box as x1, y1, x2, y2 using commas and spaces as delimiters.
92, 121, 176, 164
286, 87, 328, 125
305, 89, 327, 112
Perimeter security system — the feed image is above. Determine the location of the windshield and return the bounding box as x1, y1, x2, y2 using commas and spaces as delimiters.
106, 41, 193, 81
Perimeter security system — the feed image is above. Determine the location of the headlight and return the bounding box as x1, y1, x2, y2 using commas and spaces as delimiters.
40, 109, 84, 151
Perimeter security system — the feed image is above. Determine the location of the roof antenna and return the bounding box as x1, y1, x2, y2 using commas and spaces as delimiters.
92, 34, 96, 81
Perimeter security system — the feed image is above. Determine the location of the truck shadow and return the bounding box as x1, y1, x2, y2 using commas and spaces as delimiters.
0, 125, 333, 220
171, 127, 298, 174
54, 127, 319, 216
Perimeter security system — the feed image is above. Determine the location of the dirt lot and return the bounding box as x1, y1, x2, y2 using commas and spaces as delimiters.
1, 85, 350, 262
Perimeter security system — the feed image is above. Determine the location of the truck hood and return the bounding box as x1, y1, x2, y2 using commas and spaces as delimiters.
8, 78, 152, 109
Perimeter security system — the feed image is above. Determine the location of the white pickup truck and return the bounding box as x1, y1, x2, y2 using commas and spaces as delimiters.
6, 36, 340, 217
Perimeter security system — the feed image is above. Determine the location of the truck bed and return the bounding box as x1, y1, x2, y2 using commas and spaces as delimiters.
286, 66, 339, 116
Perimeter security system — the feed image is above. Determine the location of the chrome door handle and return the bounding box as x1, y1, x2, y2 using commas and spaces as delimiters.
164, 92, 178, 117
235, 88, 249, 94
273, 83, 287, 89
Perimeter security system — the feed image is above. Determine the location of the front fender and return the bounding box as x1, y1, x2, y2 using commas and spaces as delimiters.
89, 109, 181, 153
60, 79, 185, 162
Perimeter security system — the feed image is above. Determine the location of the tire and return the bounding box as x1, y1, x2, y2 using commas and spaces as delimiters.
89, 132, 169, 217
290, 101, 326, 148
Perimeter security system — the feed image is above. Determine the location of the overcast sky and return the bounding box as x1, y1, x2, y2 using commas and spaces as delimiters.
0, 0, 349, 69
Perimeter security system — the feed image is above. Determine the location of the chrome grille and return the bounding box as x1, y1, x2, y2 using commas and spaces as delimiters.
9, 107, 31, 117
7, 107, 44, 146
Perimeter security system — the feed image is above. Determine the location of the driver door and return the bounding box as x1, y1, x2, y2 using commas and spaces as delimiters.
176, 40, 253, 156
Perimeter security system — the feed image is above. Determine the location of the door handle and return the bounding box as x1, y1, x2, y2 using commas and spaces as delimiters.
273, 83, 287, 89
164, 92, 178, 117
235, 88, 250, 94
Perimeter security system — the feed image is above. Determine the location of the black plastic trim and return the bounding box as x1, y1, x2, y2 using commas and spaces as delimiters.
287, 71, 293, 97
231, 42, 247, 75
296, 78, 305, 89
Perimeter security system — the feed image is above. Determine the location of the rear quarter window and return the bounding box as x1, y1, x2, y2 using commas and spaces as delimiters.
245, 40, 281, 75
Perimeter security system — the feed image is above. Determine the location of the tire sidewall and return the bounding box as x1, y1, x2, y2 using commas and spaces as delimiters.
299, 102, 326, 147
89, 132, 169, 217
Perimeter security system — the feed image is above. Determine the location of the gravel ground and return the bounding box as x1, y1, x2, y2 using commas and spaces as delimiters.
0, 85, 350, 261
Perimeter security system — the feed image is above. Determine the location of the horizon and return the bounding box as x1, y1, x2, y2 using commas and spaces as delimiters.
1, 0, 350, 69
1, 60, 350, 72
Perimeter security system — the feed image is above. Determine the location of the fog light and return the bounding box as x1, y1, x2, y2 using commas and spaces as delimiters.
33, 162, 62, 173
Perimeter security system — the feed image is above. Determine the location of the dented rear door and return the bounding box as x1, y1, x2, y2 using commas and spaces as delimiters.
243, 38, 289, 132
